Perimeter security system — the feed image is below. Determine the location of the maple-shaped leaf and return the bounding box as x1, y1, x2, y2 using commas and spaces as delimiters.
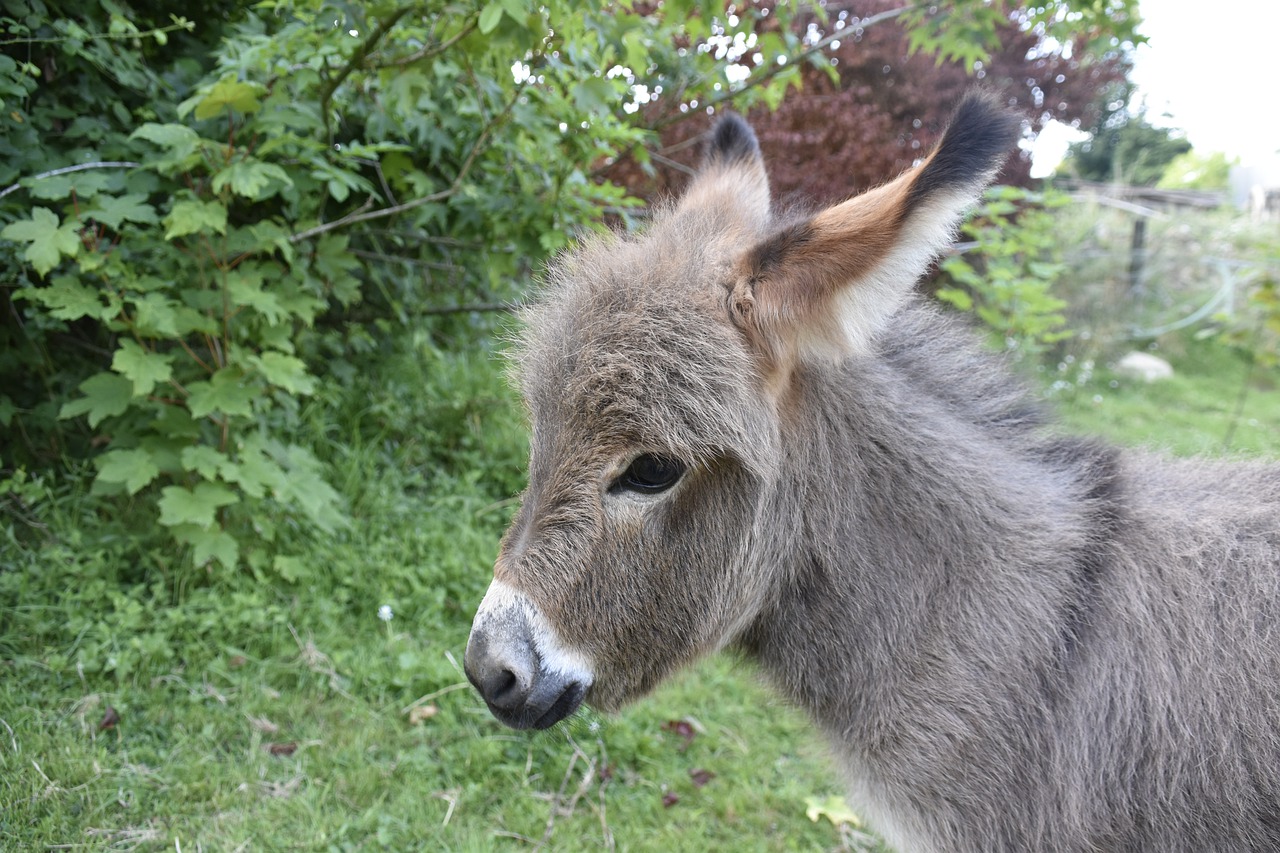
95, 448, 160, 495
164, 198, 227, 240
1, 207, 80, 275
157, 482, 238, 528
59, 372, 134, 427
192, 78, 262, 120
185, 369, 257, 419
85, 193, 159, 229
111, 340, 173, 396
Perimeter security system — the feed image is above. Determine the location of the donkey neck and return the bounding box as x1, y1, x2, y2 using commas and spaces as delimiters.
738, 306, 1102, 735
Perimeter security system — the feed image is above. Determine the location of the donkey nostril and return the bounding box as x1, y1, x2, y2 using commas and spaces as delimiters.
484, 666, 529, 711
492, 668, 518, 700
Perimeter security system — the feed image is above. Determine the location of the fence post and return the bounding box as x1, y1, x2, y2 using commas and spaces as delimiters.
1128, 215, 1147, 293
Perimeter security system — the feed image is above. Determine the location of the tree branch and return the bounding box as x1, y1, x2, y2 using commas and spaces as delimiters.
0, 162, 141, 201
319, 5, 420, 136
290, 83, 522, 244
651, 4, 914, 130
373, 20, 477, 69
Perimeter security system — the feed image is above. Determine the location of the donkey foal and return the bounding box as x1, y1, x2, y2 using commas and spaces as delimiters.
464, 93, 1280, 851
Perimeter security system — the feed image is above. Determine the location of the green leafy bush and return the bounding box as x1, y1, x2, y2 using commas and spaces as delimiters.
936, 185, 1071, 355
0, 0, 801, 572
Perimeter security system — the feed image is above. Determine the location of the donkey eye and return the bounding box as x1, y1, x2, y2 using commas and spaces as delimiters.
614, 455, 686, 495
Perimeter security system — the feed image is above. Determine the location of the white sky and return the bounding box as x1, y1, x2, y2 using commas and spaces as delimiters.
1032, 0, 1280, 175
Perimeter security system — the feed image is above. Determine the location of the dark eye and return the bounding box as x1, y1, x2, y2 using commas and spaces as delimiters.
614, 454, 686, 495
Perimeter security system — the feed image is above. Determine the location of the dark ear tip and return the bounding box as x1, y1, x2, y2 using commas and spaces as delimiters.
706, 113, 761, 167
949, 90, 1023, 146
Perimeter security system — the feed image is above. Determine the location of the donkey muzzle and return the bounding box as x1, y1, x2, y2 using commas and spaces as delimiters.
464, 580, 594, 730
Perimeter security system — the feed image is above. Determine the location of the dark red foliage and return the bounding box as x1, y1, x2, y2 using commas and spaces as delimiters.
602, 1, 1129, 205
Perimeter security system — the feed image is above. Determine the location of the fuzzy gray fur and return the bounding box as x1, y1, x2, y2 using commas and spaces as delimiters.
477, 97, 1280, 851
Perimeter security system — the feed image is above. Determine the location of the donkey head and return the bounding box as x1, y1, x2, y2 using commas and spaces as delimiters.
465, 93, 1021, 730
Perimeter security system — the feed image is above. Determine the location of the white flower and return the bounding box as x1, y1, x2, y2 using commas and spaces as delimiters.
377, 605, 393, 622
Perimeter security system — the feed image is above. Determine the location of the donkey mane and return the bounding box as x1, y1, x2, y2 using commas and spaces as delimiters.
466, 92, 1280, 852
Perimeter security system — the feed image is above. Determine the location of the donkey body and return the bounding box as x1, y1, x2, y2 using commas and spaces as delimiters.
464, 93, 1280, 851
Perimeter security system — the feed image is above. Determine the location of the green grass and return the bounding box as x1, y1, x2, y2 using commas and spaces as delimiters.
0, 641, 852, 850
2, 332, 1275, 852
1049, 340, 1280, 457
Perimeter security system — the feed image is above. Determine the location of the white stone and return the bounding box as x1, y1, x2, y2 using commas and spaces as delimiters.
1115, 351, 1174, 382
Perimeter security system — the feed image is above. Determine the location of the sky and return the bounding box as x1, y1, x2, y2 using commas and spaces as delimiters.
1031, 0, 1280, 176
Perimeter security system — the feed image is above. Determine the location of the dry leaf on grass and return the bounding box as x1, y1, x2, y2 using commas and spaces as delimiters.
408, 704, 439, 725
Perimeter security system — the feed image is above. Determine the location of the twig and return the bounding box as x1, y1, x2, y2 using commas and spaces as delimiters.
0, 161, 141, 201
1, 20, 193, 47
646, 149, 697, 177
402, 681, 471, 713
492, 830, 538, 844
418, 301, 516, 316
374, 20, 477, 68
319, 5, 420, 128
292, 77, 523, 243
535, 734, 597, 850
433, 788, 460, 827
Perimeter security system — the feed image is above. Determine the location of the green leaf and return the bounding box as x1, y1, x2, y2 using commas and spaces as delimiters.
193, 78, 263, 120
20, 275, 112, 321
85, 193, 158, 229
211, 160, 293, 200
131, 122, 200, 154
164, 198, 227, 239
226, 268, 285, 324
935, 286, 973, 311
95, 448, 160, 494
804, 795, 862, 828
157, 481, 238, 528
180, 445, 226, 479
272, 442, 346, 532
221, 444, 285, 499
190, 527, 239, 568
572, 77, 616, 114
26, 169, 113, 201
273, 555, 305, 582
186, 369, 258, 419
111, 340, 173, 396
167, 522, 240, 568
478, 2, 504, 34
129, 293, 180, 337
59, 372, 135, 427
249, 351, 315, 395
1, 207, 81, 275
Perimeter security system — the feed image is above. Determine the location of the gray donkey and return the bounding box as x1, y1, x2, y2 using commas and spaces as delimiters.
464, 92, 1280, 851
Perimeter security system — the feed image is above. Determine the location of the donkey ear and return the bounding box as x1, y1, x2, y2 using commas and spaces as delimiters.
678, 113, 770, 230
729, 92, 1022, 368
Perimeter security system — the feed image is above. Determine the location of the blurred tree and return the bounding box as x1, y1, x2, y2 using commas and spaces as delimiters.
1158, 150, 1235, 191
603, 0, 1136, 204
1060, 83, 1191, 185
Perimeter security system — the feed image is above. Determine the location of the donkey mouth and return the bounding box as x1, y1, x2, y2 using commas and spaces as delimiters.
490, 679, 587, 731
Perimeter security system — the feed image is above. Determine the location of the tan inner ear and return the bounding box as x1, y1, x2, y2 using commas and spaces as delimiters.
728, 168, 917, 372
